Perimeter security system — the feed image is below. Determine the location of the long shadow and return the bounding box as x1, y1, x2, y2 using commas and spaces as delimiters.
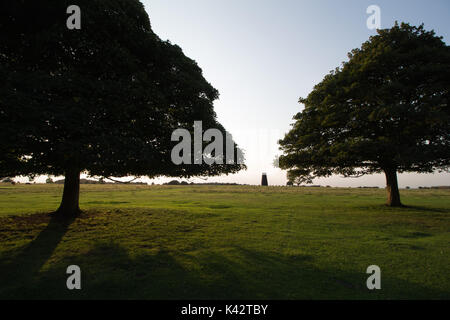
401, 205, 450, 214
0, 214, 74, 298
2, 241, 448, 300
1, 210, 448, 299
353, 203, 450, 214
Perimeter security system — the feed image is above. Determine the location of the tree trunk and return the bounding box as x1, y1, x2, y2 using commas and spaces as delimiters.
384, 168, 402, 207
56, 169, 81, 217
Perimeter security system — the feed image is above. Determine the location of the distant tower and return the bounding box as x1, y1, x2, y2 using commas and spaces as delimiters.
261, 173, 268, 186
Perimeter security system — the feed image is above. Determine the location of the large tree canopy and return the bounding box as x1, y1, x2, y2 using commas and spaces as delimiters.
0, 0, 245, 216
279, 23, 450, 206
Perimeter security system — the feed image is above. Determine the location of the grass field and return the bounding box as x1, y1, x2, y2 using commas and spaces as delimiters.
0, 183, 449, 299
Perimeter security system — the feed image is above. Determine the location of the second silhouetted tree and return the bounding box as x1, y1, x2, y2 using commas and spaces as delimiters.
279, 23, 450, 206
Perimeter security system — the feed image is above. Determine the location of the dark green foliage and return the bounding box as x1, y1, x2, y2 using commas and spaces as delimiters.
279, 23, 450, 205
0, 0, 244, 179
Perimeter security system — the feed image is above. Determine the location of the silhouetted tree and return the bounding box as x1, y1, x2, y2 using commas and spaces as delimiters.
279, 23, 450, 207
0, 0, 245, 217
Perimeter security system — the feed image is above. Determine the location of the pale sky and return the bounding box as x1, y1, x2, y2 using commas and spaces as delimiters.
137, 0, 450, 187
19, 1, 450, 187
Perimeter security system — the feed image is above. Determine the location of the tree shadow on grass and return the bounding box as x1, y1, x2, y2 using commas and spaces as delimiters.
400, 205, 450, 214
1, 239, 448, 299
0, 213, 75, 298
354, 203, 450, 214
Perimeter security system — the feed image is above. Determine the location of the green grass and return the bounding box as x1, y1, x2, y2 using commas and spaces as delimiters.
0, 183, 449, 299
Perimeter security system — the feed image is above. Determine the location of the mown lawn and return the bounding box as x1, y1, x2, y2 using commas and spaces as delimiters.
0, 183, 449, 299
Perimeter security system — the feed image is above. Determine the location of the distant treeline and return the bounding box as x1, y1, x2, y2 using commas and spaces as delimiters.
52, 179, 147, 185
418, 186, 450, 190
163, 180, 245, 186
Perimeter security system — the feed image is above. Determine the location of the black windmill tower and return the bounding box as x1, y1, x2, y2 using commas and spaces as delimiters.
261, 173, 268, 186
